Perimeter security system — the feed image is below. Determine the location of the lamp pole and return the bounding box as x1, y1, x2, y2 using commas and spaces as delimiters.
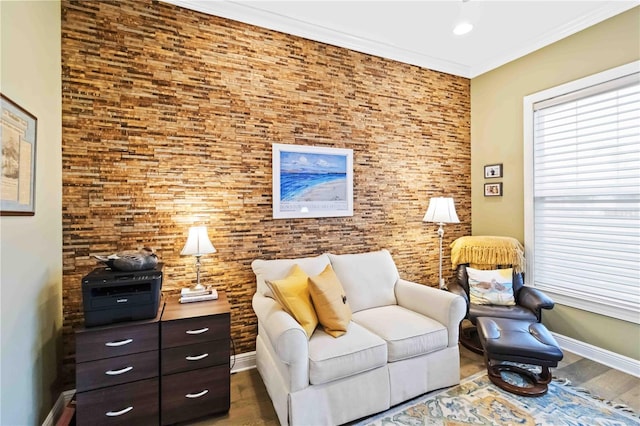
437, 222, 445, 289
194, 254, 204, 290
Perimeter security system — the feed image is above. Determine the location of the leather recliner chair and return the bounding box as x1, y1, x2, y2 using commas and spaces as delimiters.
448, 264, 555, 353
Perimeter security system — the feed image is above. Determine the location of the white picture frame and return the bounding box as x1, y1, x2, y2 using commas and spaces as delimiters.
272, 143, 353, 219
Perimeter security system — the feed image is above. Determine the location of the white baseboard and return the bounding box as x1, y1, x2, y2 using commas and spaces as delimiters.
42, 389, 75, 426
552, 332, 640, 378
231, 350, 257, 373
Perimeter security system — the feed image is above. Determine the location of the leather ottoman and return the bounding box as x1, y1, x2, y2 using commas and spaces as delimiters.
477, 317, 563, 396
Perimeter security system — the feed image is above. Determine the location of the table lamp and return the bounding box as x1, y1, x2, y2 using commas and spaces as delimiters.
423, 197, 460, 289
181, 226, 216, 291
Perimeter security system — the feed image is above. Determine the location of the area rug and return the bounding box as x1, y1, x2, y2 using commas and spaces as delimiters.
353, 372, 640, 426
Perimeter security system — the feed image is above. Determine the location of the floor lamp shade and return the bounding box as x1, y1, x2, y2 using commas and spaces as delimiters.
423, 197, 459, 289
423, 197, 460, 225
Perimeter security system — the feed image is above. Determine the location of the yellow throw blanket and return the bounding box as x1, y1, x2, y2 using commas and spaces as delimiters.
450, 236, 525, 273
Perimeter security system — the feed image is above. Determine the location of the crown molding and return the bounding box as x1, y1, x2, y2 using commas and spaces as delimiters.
162, 0, 471, 77
470, 2, 638, 78
162, 1, 637, 79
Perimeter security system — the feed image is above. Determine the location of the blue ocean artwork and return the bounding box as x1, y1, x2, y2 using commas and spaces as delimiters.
279, 151, 348, 202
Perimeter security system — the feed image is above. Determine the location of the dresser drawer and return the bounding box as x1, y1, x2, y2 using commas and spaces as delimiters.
161, 365, 230, 425
76, 322, 158, 362
76, 350, 158, 392
76, 377, 159, 426
161, 340, 229, 375
161, 313, 229, 348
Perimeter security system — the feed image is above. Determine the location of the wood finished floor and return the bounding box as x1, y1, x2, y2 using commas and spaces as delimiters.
184, 345, 640, 425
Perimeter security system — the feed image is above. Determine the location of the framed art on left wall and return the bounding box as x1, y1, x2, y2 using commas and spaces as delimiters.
272, 143, 353, 219
1, 94, 37, 216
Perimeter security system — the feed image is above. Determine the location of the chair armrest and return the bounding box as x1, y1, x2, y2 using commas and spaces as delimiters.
518, 286, 555, 320
395, 279, 466, 347
252, 293, 309, 366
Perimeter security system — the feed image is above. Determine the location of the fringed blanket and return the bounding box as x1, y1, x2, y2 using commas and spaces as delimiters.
450, 235, 525, 273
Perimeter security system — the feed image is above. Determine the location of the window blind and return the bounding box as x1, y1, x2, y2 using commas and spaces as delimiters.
531, 71, 640, 323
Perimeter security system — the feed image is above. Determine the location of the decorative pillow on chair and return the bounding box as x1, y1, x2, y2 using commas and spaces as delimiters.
308, 264, 352, 337
466, 267, 515, 306
266, 264, 318, 338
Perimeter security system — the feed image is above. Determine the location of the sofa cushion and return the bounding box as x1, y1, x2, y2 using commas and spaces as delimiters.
327, 250, 399, 312
308, 322, 387, 385
353, 305, 448, 362
308, 264, 352, 337
252, 254, 330, 298
266, 265, 318, 339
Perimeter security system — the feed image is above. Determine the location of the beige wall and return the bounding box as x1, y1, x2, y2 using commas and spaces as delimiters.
471, 7, 640, 360
0, 0, 63, 424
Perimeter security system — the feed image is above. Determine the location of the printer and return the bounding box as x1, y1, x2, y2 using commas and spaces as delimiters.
81, 264, 163, 327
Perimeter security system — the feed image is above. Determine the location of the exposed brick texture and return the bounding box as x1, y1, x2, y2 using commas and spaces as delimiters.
61, 0, 471, 387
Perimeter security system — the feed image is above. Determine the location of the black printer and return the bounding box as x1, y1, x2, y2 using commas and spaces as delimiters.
81, 263, 163, 327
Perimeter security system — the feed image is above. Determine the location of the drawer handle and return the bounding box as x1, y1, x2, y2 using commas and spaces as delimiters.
105, 338, 133, 347
105, 406, 133, 417
185, 353, 208, 361
185, 327, 209, 335
105, 366, 133, 376
185, 389, 209, 399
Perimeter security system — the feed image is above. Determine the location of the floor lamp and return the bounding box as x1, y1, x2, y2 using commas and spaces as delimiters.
423, 197, 460, 290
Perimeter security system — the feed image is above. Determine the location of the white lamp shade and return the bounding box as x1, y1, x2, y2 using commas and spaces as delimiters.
181, 226, 216, 256
423, 197, 460, 224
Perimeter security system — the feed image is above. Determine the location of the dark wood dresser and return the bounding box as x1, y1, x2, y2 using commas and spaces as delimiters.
74, 291, 231, 425
75, 305, 162, 425
160, 291, 231, 425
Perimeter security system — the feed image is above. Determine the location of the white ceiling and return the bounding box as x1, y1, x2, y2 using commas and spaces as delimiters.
162, 1, 638, 78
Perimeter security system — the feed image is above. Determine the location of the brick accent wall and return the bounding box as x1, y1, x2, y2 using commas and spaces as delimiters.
61, 0, 470, 386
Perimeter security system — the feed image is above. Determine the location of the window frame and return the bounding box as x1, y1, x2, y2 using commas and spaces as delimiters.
523, 61, 640, 324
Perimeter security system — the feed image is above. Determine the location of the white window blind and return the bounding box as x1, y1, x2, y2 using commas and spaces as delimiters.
525, 63, 640, 323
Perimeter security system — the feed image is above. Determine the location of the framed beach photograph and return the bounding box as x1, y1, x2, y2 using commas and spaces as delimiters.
484, 163, 503, 179
272, 143, 353, 219
1, 94, 37, 216
484, 182, 503, 197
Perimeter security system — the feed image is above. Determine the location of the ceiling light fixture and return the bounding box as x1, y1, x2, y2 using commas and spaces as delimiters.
453, 21, 473, 36
453, 0, 474, 36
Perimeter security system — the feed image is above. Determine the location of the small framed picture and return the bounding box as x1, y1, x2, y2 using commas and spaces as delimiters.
484, 163, 503, 179
484, 182, 503, 197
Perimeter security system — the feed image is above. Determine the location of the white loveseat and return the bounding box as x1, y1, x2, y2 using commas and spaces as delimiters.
251, 249, 466, 426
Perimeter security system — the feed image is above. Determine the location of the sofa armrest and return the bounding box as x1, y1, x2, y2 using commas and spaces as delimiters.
447, 282, 469, 309
252, 293, 309, 366
395, 279, 466, 348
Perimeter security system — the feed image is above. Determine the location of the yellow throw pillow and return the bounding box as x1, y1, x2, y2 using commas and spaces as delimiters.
266, 264, 318, 339
308, 264, 352, 338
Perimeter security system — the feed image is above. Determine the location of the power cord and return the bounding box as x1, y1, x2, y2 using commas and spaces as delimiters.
230, 336, 237, 373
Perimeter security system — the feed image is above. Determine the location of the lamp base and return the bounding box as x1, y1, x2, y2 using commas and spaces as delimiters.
191, 283, 206, 291
439, 278, 447, 290
181, 285, 210, 296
